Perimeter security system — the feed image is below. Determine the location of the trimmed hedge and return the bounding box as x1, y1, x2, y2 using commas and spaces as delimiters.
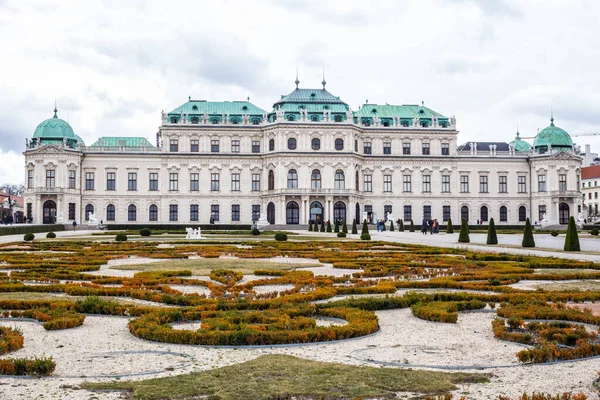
106, 224, 251, 231
486, 218, 497, 245
0, 225, 65, 237
458, 219, 470, 243
522, 218, 535, 248
140, 228, 152, 237
23, 233, 35, 242
0, 327, 24, 355
274, 233, 288, 241
564, 216, 580, 251
115, 233, 128, 242
0, 356, 56, 376
46, 232, 56, 239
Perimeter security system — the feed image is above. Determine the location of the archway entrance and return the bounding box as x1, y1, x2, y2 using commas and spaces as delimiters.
333, 201, 346, 223
43, 200, 57, 224
559, 203, 570, 225
286, 201, 299, 224
310, 201, 323, 225
267, 202, 275, 225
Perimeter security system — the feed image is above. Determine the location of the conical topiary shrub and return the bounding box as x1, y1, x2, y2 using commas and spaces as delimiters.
409, 220, 415, 232
381, 220, 386, 231
389, 220, 394, 231
326, 220, 332, 232
458, 218, 470, 243
564, 216, 581, 251
487, 218, 498, 245
446, 218, 454, 234
399, 220, 404, 232
522, 218, 535, 248
361, 220, 371, 240
334, 219, 340, 233
320, 220, 325, 232
308, 220, 313, 232
342, 220, 348, 234
351, 219, 358, 234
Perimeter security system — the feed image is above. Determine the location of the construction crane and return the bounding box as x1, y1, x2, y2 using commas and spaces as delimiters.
519, 133, 600, 139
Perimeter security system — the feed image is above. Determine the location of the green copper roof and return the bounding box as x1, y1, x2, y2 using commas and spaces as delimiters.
276, 103, 349, 113
90, 137, 155, 148
168, 100, 265, 117
354, 104, 448, 120
533, 117, 573, 151
32, 108, 84, 146
273, 88, 348, 107
509, 131, 533, 152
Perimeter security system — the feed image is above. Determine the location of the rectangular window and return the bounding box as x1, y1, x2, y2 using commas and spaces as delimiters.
85, 172, 94, 190
211, 173, 220, 191
422, 143, 430, 155
231, 173, 240, 191
190, 204, 199, 221
211, 140, 219, 153
170, 139, 178, 152
423, 175, 431, 193
68, 170, 76, 189
169, 173, 178, 191
383, 142, 391, 154
442, 175, 450, 193
27, 170, 34, 188
499, 176, 507, 193
231, 204, 240, 221
68, 203, 75, 220
441, 143, 450, 155
106, 172, 116, 191
27, 203, 32, 221
45, 169, 55, 188
423, 205, 431, 220
383, 175, 392, 192
518, 176, 527, 193
252, 205, 260, 222
442, 205, 450, 222
231, 140, 240, 153
403, 205, 412, 221
169, 204, 178, 221
479, 175, 488, 193
190, 173, 199, 192
403, 175, 411, 192
252, 140, 260, 153
403, 142, 411, 155
128, 172, 137, 191
149, 173, 158, 191
538, 205, 546, 222
363, 142, 372, 154
252, 174, 260, 191
559, 174, 567, 191
211, 204, 219, 221
460, 175, 469, 193
364, 175, 372, 192
190, 140, 199, 152
538, 175, 546, 192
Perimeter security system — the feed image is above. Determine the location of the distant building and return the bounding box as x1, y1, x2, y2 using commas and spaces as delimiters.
23, 81, 583, 226
582, 165, 600, 222
582, 144, 600, 167
0, 192, 24, 223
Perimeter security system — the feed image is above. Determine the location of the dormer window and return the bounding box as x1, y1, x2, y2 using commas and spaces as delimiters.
382, 121, 390, 127
311, 115, 319, 122
242, 105, 248, 111
170, 117, 178, 123
371, 108, 377, 114
401, 120, 409, 127
440, 121, 448, 128
420, 120, 428, 127
419, 109, 425, 114
310, 93, 316, 98
287, 115, 295, 121
191, 116, 199, 124
192, 105, 198, 111
252, 118, 260, 125
231, 118, 240, 124
211, 118, 219, 124
323, 105, 329, 110
334, 115, 343, 122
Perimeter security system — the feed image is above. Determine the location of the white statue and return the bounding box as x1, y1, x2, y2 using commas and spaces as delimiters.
185, 227, 203, 240
576, 212, 585, 229
541, 213, 548, 223
385, 212, 395, 229
88, 212, 99, 225
256, 212, 270, 230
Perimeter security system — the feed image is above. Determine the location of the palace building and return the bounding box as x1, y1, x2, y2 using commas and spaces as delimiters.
23, 80, 583, 227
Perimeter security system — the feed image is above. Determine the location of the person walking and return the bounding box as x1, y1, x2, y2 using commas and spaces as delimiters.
72, 220, 77, 231
421, 219, 427, 235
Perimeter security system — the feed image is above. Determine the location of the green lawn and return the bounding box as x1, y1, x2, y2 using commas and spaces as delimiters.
81, 354, 488, 400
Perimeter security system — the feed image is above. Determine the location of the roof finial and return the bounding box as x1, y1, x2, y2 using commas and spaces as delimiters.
516, 121, 520, 137
188, 95, 191, 101
295, 66, 299, 89
53, 99, 58, 118
550, 106, 554, 126
321, 65, 326, 89
421, 100, 424, 106
247, 96, 250, 102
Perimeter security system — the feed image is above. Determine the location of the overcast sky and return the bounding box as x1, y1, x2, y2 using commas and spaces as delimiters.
1, 0, 599, 184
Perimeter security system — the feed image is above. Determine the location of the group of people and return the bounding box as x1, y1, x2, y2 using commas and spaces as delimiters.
421, 218, 440, 234
375, 219, 387, 232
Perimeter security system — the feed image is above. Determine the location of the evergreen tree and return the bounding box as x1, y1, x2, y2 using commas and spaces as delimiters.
399, 220, 404, 232
458, 218, 470, 243
389, 220, 395, 231
308, 220, 313, 232
351, 219, 358, 234
320, 220, 325, 232
487, 218, 498, 245
564, 216, 581, 251
522, 218, 535, 248
334, 219, 340, 233
342, 220, 348, 234
409, 220, 415, 232
381, 220, 386, 231
326, 220, 332, 232
446, 218, 454, 234
361, 220, 371, 240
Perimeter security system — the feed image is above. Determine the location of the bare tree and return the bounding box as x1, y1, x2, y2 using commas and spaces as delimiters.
0, 184, 25, 197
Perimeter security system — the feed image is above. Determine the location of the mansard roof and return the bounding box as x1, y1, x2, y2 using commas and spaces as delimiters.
273, 88, 348, 108
168, 100, 266, 117
90, 137, 155, 148
355, 103, 448, 120
457, 142, 511, 152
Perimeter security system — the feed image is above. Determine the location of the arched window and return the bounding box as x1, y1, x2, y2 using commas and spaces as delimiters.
268, 170, 275, 190
269, 139, 275, 151
190, 116, 199, 124
519, 206, 527, 222
85, 204, 94, 221
310, 201, 323, 223
286, 201, 299, 224
311, 138, 320, 150
311, 115, 319, 122
354, 140, 358, 152
267, 202, 275, 224
499, 206, 507, 222
334, 115, 343, 122
288, 138, 297, 150
128, 205, 137, 222
252, 118, 260, 125
333, 201, 346, 223
480, 206, 488, 222
559, 203, 570, 224
211, 118, 219, 124
287, 169, 298, 189
106, 204, 115, 221
335, 138, 344, 151
460, 205, 469, 222
287, 115, 295, 121
311, 169, 321, 189
149, 204, 158, 222
334, 169, 345, 189
231, 118, 239, 124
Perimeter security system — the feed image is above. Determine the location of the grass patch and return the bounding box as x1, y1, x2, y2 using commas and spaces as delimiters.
534, 268, 599, 275
0, 292, 163, 307
110, 257, 322, 276
81, 354, 488, 400
531, 281, 600, 292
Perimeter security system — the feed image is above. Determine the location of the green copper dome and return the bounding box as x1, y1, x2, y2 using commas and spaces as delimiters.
509, 131, 533, 152
533, 117, 572, 153
32, 108, 84, 147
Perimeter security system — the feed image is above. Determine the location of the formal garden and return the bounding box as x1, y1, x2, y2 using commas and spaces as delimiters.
0, 229, 600, 399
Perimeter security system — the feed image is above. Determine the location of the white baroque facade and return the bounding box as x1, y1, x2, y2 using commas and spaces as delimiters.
23, 84, 583, 227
